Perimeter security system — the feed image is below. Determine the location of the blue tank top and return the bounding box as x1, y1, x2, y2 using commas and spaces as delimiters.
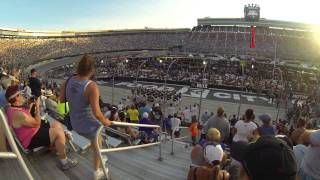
66, 77, 100, 134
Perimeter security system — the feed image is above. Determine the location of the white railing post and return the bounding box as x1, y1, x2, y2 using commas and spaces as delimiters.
170, 126, 190, 155
95, 126, 110, 180
158, 134, 163, 161
170, 127, 176, 155
95, 122, 162, 179
0, 109, 34, 180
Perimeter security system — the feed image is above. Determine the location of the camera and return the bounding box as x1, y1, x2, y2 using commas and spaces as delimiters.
30, 96, 37, 102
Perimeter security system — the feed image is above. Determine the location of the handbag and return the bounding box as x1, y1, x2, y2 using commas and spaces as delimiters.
63, 77, 73, 131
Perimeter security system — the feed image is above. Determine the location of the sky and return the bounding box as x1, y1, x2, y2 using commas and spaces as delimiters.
1, 0, 320, 31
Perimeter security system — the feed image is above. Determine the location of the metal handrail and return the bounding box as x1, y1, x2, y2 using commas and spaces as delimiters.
95, 122, 162, 180
0, 109, 34, 180
170, 126, 190, 155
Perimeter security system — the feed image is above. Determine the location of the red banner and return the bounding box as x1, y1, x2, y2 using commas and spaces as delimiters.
250, 26, 256, 48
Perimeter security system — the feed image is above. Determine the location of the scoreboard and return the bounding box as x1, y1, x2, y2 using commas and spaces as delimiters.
244, 4, 260, 22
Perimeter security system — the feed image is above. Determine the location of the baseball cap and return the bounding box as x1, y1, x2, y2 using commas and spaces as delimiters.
231, 136, 297, 180
155, 103, 160, 107
258, 113, 272, 122
110, 106, 118, 112
142, 112, 149, 118
203, 144, 224, 166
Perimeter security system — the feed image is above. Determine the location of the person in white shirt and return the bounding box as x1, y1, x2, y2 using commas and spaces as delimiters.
183, 106, 191, 125
171, 113, 181, 138
191, 104, 199, 120
298, 129, 320, 180
167, 103, 176, 117
117, 101, 124, 111
233, 109, 258, 142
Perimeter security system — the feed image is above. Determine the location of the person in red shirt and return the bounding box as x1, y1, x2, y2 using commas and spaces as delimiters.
190, 117, 199, 146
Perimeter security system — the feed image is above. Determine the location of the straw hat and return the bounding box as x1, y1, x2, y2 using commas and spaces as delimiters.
44, 90, 54, 97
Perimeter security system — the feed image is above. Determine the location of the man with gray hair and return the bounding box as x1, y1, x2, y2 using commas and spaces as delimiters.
204, 107, 230, 143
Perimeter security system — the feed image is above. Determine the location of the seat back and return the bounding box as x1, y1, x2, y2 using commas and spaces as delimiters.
2, 107, 46, 154
1, 107, 31, 153
9, 126, 31, 154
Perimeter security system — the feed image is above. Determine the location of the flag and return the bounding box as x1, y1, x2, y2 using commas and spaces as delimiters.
250, 26, 256, 48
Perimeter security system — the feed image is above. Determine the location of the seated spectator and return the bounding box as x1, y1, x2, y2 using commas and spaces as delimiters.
231, 136, 297, 180
138, 102, 151, 119
105, 106, 120, 121
44, 90, 58, 113
257, 113, 275, 136
5, 85, 77, 170
56, 100, 69, 119
139, 112, 158, 143
118, 111, 139, 139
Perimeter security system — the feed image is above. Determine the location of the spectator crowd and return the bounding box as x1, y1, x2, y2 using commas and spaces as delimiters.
1, 26, 320, 180
1, 54, 320, 180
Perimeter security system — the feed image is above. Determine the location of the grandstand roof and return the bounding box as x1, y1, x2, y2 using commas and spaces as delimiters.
197, 18, 317, 31
0, 28, 190, 38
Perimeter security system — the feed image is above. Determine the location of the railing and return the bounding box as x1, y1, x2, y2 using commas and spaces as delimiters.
0, 109, 34, 180
95, 121, 162, 180
170, 126, 190, 155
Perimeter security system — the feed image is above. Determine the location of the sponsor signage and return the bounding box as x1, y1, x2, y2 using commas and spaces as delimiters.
113, 81, 273, 106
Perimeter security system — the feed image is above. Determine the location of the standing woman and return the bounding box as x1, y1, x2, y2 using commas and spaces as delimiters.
232, 109, 258, 143
60, 54, 112, 179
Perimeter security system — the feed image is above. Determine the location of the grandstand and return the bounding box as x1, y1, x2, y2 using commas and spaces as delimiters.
1, 4, 320, 180
189, 17, 320, 61
1, 16, 320, 69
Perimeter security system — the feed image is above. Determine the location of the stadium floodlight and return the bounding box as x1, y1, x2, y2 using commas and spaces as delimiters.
203, 61, 207, 65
